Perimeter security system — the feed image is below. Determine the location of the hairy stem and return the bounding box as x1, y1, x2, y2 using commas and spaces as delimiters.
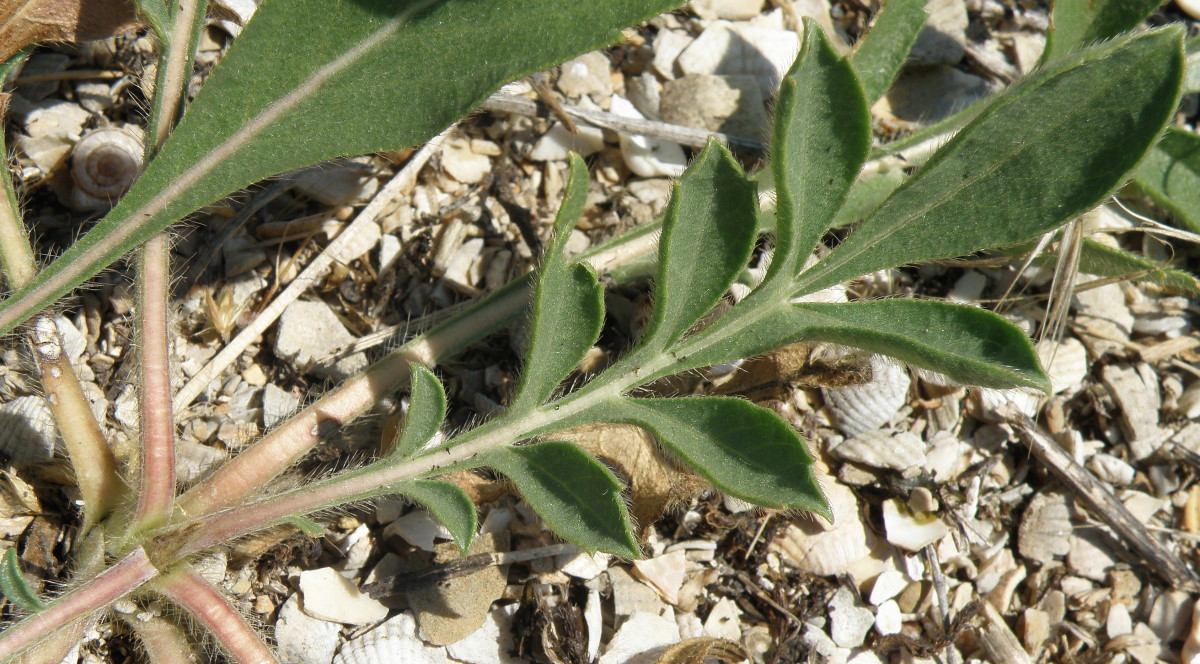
121, 613, 199, 664
155, 568, 278, 664
174, 227, 661, 519
0, 549, 157, 660
144, 0, 208, 157
132, 234, 176, 531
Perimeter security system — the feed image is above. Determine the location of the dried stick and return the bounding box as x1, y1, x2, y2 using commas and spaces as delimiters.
171, 127, 451, 412
1011, 414, 1199, 591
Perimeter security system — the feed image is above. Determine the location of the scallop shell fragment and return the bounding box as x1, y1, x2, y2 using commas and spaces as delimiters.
830, 429, 926, 472
1017, 491, 1072, 564
0, 396, 61, 467
332, 612, 447, 664
769, 481, 885, 582
824, 356, 910, 436
1038, 337, 1088, 395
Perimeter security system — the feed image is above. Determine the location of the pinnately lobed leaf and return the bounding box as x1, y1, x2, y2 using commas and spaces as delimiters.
508, 154, 603, 412
481, 441, 639, 557
793, 26, 1185, 296
769, 18, 871, 281
0, 0, 687, 335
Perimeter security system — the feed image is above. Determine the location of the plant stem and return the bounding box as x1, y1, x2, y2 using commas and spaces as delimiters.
120, 613, 199, 664
132, 234, 176, 531
154, 568, 278, 664
173, 227, 662, 519
0, 549, 157, 660
144, 0, 208, 157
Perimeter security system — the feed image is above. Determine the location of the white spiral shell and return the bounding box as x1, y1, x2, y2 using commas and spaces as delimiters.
69, 124, 144, 210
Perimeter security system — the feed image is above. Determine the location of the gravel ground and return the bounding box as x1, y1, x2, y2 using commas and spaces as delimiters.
2, 1, 1200, 663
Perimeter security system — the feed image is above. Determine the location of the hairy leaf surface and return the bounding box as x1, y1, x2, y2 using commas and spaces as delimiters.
794, 27, 1184, 295
770, 19, 870, 279
680, 300, 1048, 391
1072, 239, 1200, 295
1135, 127, 1200, 233
0, 0, 685, 334
482, 441, 638, 557
602, 397, 830, 518
391, 364, 447, 460
638, 140, 757, 351
1041, 0, 1164, 64
510, 154, 602, 411
397, 480, 477, 553
849, 0, 929, 103
0, 547, 43, 612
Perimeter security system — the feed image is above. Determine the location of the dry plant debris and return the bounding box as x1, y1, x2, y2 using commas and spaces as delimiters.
0, 0, 1199, 663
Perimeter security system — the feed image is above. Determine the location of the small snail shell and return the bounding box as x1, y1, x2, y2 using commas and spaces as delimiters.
69, 124, 144, 211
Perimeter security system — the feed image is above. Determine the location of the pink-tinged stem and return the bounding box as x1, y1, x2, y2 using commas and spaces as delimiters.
0, 548, 157, 659
155, 568, 278, 664
133, 234, 176, 530
121, 613, 198, 664
30, 315, 121, 527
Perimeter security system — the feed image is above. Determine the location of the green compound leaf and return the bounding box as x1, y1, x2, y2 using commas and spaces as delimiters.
510, 155, 603, 412
391, 363, 447, 460
0, 547, 44, 612
0, 0, 686, 335
769, 18, 871, 280
680, 299, 1049, 392
601, 397, 829, 519
1135, 127, 1200, 233
1041, 0, 1164, 65
397, 480, 478, 553
849, 0, 929, 103
638, 139, 757, 352
794, 26, 1184, 296
482, 441, 638, 557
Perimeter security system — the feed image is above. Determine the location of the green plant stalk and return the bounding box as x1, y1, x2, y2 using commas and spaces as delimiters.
172, 223, 662, 519
131, 234, 176, 532
120, 613, 198, 664
0, 49, 34, 290
0, 549, 157, 660
153, 569, 278, 664
143, 0, 208, 157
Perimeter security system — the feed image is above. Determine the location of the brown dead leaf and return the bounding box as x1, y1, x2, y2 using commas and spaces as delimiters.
555, 423, 705, 538
655, 637, 747, 664
709, 343, 873, 401
0, 0, 142, 63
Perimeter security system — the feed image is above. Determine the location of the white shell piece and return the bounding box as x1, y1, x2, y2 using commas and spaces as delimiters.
830, 429, 926, 472
1067, 530, 1117, 582
631, 551, 688, 605
382, 509, 451, 551
824, 357, 910, 436
769, 481, 884, 580
829, 586, 874, 648
882, 499, 949, 552
299, 567, 388, 625
597, 611, 680, 664
702, 597, 742, 641
869, 570, 908, 606
445, 604, 522, 664
1017, 491, 1072, 564
584, 589, 603, 662
610, 95, 687, 177
69, 125, 144, 210
0, 396, 61, 467
275, 594, 341, 664
1039, 337, 1088, 395
972, 386, 1040, 422
1085, 453, 1135, 486
332, 612, 448, 664
874, 600, 903, 636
